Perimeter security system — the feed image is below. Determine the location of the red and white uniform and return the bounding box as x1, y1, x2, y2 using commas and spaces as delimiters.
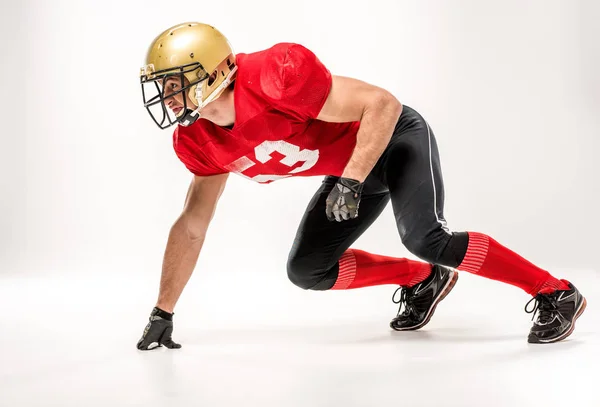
173, 43, 360, 183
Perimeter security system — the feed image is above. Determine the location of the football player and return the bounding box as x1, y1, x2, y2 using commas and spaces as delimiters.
136, 22, 586, 350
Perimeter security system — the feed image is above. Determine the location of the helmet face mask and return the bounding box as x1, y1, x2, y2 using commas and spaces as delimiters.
140, 62, 209, 129
139, 22, 237, 130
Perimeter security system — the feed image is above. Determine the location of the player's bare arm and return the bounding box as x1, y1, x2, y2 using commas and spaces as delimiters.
317, 76, 403, 183
156, 173, 228, 312
318, 76, 402, 222
137, 173, 228, 350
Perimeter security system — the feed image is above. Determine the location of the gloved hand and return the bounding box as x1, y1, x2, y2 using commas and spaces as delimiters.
136, 307, 182, 350
325, 177, 364, 222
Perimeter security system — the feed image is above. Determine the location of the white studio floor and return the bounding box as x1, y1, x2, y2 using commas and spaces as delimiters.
1, 267, 598, 407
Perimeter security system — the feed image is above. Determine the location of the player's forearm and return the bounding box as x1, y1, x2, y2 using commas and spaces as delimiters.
342, 97, 402, 182
155, 216, 207, 313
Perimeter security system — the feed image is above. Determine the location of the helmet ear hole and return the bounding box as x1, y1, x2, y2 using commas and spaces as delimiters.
207, 70, 218, 87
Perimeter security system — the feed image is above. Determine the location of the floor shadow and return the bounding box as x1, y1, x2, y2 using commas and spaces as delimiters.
187, 322, 596, 348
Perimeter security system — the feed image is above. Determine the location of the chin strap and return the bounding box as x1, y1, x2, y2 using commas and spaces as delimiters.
180, 65, 238, 127
180, 108, 201, 127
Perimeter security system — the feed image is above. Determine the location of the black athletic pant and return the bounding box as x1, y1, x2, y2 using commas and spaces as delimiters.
287, 105, 469, 290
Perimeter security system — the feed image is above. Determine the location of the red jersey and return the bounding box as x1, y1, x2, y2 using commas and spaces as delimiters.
173, 43, 360, 184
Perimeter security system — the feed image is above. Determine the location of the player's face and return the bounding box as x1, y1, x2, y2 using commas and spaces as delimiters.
162, 75, 234, 127
163, 76, 196, 115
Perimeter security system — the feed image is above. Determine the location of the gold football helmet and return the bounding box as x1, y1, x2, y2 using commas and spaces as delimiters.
140, 22, 237, 129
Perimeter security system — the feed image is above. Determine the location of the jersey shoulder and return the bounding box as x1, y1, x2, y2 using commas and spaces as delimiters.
237, 42, 313, 66
237, 42, 323, 86
236, 43, 331, 120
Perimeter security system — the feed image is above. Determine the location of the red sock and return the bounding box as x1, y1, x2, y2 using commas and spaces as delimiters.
331, 249, 432, 290
457, 232, 569, 295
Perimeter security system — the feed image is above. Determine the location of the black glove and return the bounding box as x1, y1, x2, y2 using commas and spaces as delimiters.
325, 177, 364, 222
136, 307, 182, 350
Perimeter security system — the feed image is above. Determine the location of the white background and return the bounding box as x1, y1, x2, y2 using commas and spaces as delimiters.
2, 0, 599, 278
0, 0, 600, 274
1, 1, 599, 406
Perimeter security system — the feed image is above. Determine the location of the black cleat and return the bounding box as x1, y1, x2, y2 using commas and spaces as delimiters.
390, 265, 459, 331
525, 281, 587, 344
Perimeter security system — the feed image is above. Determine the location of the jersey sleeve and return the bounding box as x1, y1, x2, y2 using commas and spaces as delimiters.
172, 128, 227, 177
259, 43, 332, 121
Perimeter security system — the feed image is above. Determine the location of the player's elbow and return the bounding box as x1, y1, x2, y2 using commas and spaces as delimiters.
177, 213, 210, 241
369, 90, 402, 118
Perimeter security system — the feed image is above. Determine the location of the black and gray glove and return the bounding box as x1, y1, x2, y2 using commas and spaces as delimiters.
325, 177, 364, 222
136, 307, 182, 350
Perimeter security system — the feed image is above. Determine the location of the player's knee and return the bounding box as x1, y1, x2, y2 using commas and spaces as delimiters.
287, 256, 320, 290
287, 253, 335, 290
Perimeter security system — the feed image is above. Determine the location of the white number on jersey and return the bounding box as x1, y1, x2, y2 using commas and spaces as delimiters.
225, 140, 320, 183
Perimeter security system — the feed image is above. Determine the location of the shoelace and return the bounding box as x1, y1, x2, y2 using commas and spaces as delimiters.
525, 293, 559, 324
392, 287, 415, 317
